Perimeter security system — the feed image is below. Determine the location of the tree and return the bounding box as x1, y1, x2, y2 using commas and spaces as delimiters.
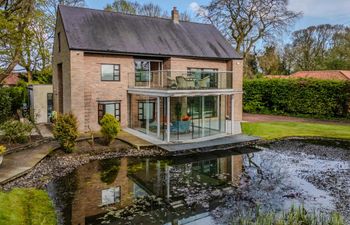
324, 27, 350, 70
0, 0, 35, 83
286, 24, 345, 71
258, 45, 288, 75
199, 0, 301, 58
105, 0, 191, 21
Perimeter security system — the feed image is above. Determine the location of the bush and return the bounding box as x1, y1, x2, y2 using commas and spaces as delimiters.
100, 114, 121, 145
0, 89, 12, 123
0, 86, 28, 123
0, 120, 33, 144
53, 113, 79, 153
243, 78, 350, 118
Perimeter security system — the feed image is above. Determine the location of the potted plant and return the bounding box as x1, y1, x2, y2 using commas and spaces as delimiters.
0, 145, 6, 166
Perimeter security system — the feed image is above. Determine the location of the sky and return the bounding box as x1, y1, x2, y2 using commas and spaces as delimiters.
85, 0, 350, 31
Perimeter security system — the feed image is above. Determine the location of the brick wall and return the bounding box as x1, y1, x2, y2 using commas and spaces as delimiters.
70, 53, 134, 131
52, 12, 71, 114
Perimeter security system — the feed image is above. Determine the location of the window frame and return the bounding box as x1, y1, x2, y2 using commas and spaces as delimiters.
101, 64, 121, 81
98, 101, 121, 122
138, 101, 156, 121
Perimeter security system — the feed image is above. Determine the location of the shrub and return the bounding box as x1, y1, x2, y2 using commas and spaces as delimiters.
0, 86, 28, 124
244, 78, 350, 118
0, 89, 12, 124
100, 114, 121, 145
233, 206, 344, 225
0, 145, 6, 155
53, 113, 79, 153
0, 120, 33, 144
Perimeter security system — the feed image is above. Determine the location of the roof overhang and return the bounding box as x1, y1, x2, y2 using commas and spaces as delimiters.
127, 88, 242, 97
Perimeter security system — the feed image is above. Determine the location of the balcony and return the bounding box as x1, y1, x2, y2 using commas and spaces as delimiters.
128, 70, 233, 90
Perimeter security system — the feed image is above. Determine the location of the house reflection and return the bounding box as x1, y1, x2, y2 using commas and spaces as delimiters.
69, 154, 243, 225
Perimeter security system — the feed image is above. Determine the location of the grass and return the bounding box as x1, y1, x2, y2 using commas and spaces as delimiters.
235, 206, 345, 225
0, 188, 57, 225
242, 122, 350, 140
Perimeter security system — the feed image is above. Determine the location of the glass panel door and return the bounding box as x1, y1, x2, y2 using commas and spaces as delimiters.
135, 60, 151, 87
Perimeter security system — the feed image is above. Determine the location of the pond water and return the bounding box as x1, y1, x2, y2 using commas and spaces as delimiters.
47, 139, 350, 225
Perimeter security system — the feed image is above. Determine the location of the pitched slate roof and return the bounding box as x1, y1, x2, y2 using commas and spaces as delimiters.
58, 5, 241, 60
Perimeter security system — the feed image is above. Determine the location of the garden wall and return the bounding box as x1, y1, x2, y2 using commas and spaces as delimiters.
243, 78, 350, 118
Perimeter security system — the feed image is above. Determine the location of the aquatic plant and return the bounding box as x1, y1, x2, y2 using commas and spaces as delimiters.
233, 206, 345, 225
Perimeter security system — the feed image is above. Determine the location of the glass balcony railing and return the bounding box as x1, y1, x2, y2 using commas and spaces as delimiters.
128, 70, 233, 89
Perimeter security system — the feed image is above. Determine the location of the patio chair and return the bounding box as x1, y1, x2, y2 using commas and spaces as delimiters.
176, 76, 195, 89
198, 76, 210, 88
167, 77, 177, 88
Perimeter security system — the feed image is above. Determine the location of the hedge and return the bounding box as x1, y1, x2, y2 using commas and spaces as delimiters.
243, 78, 350, 118
0, 86, 27, 123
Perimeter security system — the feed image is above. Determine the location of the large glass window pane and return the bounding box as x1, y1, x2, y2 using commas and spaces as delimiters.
105, 104, 115, 115
135, 61, 151, 82
102, 65, 114, 80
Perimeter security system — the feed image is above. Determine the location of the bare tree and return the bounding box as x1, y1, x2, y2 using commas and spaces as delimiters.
139, 3, 161, 17
199, 0, 301, 58
105, 0, 191, 21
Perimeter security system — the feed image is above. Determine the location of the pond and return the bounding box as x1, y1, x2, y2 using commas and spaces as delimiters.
47, 139, 350, 225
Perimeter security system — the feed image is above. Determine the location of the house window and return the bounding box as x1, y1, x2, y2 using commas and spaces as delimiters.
101, 187, 120, 206
135, 61, 151, 82
101, 64, 120, 81
138, 101, 155, 121
58, 32, 61, 52
98, 102, 121, 122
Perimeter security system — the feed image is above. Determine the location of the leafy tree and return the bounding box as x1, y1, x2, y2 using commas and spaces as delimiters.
286, 24, 344, 71
258, 45, 289, 75
0, 0, 36, 83
324, 27, 350, 70
199, 0, 301, 58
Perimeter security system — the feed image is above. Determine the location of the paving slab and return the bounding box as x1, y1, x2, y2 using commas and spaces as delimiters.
0, 141, 59, 184
36, 123, 54, 138
117, 130, 155, 150
158, 134, 260, 154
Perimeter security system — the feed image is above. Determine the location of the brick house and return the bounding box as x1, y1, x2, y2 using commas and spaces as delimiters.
53, 5, 243, 143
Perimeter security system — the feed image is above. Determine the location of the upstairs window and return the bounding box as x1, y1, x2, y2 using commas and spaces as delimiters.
101, 64, 120, 81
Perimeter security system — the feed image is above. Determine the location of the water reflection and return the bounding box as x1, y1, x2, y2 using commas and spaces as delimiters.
48, 141, 347, 225
49, 150, 249, 225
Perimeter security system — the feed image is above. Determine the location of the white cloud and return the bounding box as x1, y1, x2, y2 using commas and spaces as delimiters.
189, 2, 208, 17
288, 0, 350, 18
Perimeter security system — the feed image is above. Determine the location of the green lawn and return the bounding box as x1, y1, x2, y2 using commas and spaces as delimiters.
242, 122, 350, 140
0, 188, 56, 225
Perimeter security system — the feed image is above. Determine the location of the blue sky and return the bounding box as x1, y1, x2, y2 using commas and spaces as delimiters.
86, 0, 350, 32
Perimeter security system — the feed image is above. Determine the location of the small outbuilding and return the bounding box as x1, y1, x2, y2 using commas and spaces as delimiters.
28, 84, 53, 123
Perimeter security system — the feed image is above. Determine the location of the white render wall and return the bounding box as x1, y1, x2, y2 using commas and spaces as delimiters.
29, 84, 53, 123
